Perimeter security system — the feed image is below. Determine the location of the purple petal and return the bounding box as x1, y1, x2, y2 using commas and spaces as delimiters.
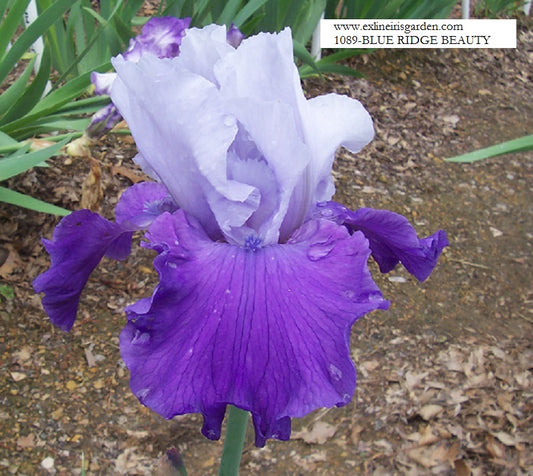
86, 103, 123, 138
91, 72, 116, 96
315, 202, 448, 281
115, 182, 178, 229
226, 23, 244, 48
32, 210, 133, 331
33, 183, 177, 331
124, 17, 191, 62
120, 210, 388, 446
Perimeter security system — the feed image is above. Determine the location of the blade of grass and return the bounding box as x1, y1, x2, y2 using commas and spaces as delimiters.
0, 46, 52, 125
0, 0, 72, 85
0, 0, 31, 65
0, 185, 70, 215
0, 137, 69, 181
300, 62, 364, 78
0, 56, 36, 117
232, 0, 268, 27
445, 135, 533, 163
1, 61, 111, 137
55, 0, 124, 82
293, 40, 321, 76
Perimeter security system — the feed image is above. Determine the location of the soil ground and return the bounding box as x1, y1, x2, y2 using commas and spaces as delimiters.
0, 15, 532, 476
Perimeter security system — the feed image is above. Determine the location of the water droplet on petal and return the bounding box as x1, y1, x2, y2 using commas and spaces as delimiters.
329, 364, 343, 381
132, 330, 151, 345
136, 388, 150, 400
223, 115, 235, 127
307, 243, 334, 261
342, 393, 351, 403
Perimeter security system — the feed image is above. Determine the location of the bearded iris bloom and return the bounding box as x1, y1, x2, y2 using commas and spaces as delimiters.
34, 24, 447, 447
88, 16, 192, 138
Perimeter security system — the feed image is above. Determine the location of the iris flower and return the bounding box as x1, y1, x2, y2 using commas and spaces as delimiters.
34, 24, 447, 447
88, 17, 192, 138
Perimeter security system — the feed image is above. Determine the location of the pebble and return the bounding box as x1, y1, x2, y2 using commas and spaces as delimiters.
41, 457, 54, 470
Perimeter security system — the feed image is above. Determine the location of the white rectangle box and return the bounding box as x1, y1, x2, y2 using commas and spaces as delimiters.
320, 19, 517, 49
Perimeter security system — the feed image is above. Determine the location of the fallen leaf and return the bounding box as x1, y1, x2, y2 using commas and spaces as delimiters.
17, 434, 35, 449
112, 165, 145, 183
489, 227, 503, 237
419, 404, 443, 421
419, 425, 440, 446
10, 372, 27, 382
442, 114, 460, 126
454, 459, 471, 476
0, 246, 19, 278
81, 157, 103, 211
486, 435, 505, 459
292, 421, 337, 444
492, 431, 515, 447
84, 347, 96, 368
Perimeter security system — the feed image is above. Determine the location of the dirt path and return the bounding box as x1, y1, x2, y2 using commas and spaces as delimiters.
1, 19, 531, 476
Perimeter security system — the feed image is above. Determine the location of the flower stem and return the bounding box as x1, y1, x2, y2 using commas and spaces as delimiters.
218, 405, 249, 476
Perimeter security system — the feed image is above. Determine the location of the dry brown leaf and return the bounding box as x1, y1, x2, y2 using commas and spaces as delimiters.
454, 458, 471, 476
492, 431, 516, 447
84, 347, 96, 368
485, 435, 506, 459
419, 404, 444, 421
81, 157, 103, 211
350, 424, 364, 445
17, 433, 35, 449
10, 371, 27, 382
111, 165, 145, 183
405, 370, 428, 390
292, 421, 337, 444
419, 425, 441, 446
13, 346, 32, 364
0, 245, 19, 278
407, 443, 450, 468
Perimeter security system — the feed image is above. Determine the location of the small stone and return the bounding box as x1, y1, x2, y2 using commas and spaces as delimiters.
489, 227, 503, 237
40, 457, 54, 470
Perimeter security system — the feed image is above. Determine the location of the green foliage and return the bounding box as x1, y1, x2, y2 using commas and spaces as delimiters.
325, 0, 457, 19
474, 0, 525, 17
445, 135, 533, 163
0, 284, 15, 300
0, 0, 112, 214
37, 0, 144, 79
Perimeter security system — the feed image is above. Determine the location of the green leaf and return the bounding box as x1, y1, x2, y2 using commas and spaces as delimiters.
300, 62, 364, 79
0, 0, 31, 66
0, 56, 36, 117
0, 0, 72, 86
1, 61, 110, 138
0, 185, 70, 215
0, 130, 18, 147
0, 284, 15, 300
232, 0, 269, 27
0, 45, 52, 125
293, 40, 321, 76
445, 135, 533, 163
216, 0, 243, 25
0, 137, 69, 181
